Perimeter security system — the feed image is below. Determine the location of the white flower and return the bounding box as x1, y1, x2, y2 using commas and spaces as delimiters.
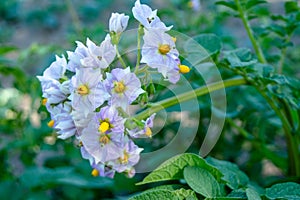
67, 35, 116, 71
132, 0, 171, 31
141, 29, 180, 83
109, 13, 129, 34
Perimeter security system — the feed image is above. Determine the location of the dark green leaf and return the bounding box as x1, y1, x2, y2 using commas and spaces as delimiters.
20, 167, 113, 189
206, 157, 249, 189
245, 0, 267, 10
129, 187, 197, 200
216, 1, 237, 11
285, 1, 299, 14
266, 182, 300, 200
184, 33, 222, 65
0, 46, 18, 54
184, 166, 221, 198
129, 189, 180, 200
224, 48, 257, 68
246, 188, 261, 200
136, 153, 223, 185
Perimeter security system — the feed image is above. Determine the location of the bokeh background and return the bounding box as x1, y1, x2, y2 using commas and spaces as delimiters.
1, 0, 299, 199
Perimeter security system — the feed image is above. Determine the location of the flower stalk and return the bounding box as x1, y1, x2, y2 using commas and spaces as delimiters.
135, 77, 247, 120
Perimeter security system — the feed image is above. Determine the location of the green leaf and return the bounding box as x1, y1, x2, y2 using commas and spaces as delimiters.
20, 167, 113, 189
193, 34, 222, 55
184, 166, 221, 198
184, 34, 222, 65
224, 48, 257, 68
174, 188, 198, 200
266, 182, 300, 200
129, 189, 180, 200
136, 153, 223, 185
0, 46, 18, 54
245, 0, 267, 10
206, 157, 249, 189
129, 188, 198, 200
285, 1, 299, 14
246, 188, 261, 200
216, 1, 237, 11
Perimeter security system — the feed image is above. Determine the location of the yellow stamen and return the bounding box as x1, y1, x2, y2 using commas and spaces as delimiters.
158, 44, 171, 55
99, 134, 110, 144
145, 127, 152, 137
119, 152, 129, 164
99, 121, 110, 133
47, 120, 55, 128
77, 85, 89, 95
42, 98, 47, 106
91, 169, 99, 177
171, 37, 177, 43
114, 81, 126, 93
179, 65, 190, 74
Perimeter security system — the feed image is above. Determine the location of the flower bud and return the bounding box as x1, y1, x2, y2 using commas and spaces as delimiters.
109, 13, 129, 34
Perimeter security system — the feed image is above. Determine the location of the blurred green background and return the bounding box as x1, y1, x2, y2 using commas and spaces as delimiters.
0, 0, 299, 199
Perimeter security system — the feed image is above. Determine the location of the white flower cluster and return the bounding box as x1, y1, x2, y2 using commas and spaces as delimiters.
37, 0, 190, 178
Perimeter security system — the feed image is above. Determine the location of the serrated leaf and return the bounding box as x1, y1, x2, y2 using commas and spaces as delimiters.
216, 1, 237, 11
246, 188, 261, 200
206, 157, 249, 189
184, 166, 221, 198
136, 153, 223, 185
266, 182, 300, 200
224, 48, 257, 68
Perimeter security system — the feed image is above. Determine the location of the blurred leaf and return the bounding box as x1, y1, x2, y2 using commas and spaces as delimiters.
206, 157, 249, 189
245, 0, 267, 10
136, 153, 223, 185
216, 1, 237, 11
285, 1, 299, 14
20, 167, 113, 189
266, 182, 300, 199
0, 46, 18, 54
193, 34, 222, 55
184, 166, 221, 198
129, 189, 180, 200
245, 188, 261, 200
184, 33, 222, 65
224, 48, 257, 67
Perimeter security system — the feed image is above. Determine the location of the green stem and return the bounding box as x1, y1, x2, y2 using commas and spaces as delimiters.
134, 24, 144, 74
115, 45, 127, 68
226, 118, 253, 140
65, 0, 82, 34
257, 88, 300, 176
278, 34, 292, 74
135, 77, 247, 120
235, 0, 267, 64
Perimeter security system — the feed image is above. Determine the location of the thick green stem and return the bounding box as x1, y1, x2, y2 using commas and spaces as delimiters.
135, 77, 247, 120
235, 0, 267, 64
258, 89, 300, 176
